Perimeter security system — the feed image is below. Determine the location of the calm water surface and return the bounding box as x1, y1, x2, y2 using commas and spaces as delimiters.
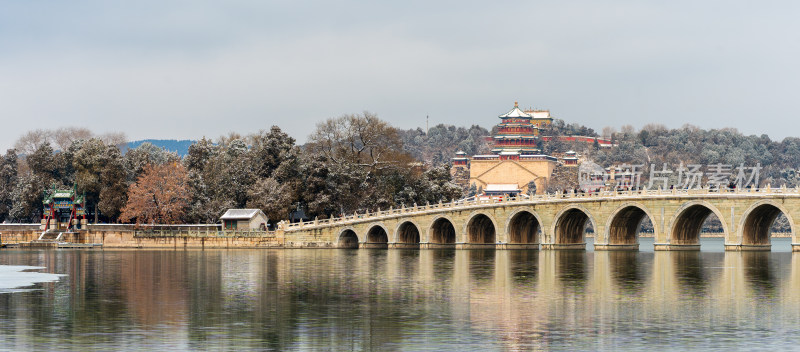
1, 238, 799, 351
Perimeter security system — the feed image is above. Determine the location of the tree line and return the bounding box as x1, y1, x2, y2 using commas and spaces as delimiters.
544, 122, 800, 188
5, 115, 800, 226
0, 113, 463, 225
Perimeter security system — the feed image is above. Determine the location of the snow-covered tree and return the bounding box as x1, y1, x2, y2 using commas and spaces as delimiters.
246, 177, 292, 223
124, 142, 180, 181
0, 150, 18, 221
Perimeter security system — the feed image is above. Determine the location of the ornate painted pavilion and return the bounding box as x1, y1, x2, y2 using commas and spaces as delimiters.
42, 186, 86, 232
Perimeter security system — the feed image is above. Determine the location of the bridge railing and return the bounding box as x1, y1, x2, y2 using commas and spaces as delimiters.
282, 186, 799, 230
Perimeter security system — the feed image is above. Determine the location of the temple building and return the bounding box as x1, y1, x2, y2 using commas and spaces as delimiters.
562, 150, 579, 166
41, 186, 86, 232
523, 107, 554, 131
492, 102, 543, 154
453, 102, 559, 196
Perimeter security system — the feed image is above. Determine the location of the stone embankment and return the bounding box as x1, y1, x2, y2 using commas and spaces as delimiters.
0, 223, 791, 249
0, 224, 283, 249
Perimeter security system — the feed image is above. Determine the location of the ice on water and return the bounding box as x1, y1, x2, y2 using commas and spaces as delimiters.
0, 265, 64, 293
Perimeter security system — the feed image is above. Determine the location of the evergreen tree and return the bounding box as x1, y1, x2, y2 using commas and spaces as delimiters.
0, 150, 18, 221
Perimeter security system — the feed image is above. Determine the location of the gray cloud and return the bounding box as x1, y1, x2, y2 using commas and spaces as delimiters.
1, 0, 798, 151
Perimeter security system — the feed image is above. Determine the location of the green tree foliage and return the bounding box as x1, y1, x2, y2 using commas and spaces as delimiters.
10, 174, 47, 222
399, 124, 489, 165
295, 154, 333, 217
586, 124, 800, 187
183, 127, 300, 224
98, 148, 128, 221
73, 139, 128, 222
547, 119, 598, 137
249, 126, 296, 179
184, 138, 219, 223
246, 177, 292, 222
0, 150, 18, 221
304, 113, 464, 217
124, 142, 180, 182
527, 180, 537, 196
189, 138, 253, 221
10, 143, 62, 222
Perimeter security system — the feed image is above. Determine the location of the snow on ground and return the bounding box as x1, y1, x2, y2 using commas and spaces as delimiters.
0, 265, 64, 293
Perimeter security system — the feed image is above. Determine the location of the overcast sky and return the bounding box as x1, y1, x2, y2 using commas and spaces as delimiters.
1, 1, 798, 150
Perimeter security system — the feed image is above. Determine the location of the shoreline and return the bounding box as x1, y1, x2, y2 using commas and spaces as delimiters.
0, 224, 794, 249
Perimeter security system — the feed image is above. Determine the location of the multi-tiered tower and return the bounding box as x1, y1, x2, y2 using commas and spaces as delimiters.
452, 102, 558, 196
492, 102, 540, 155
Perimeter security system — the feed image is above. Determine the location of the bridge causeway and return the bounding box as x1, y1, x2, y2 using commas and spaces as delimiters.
281, 187, 800, 251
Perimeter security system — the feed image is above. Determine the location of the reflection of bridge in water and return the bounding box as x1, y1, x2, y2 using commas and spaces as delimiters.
282, 188, 800, 251
459, 249, 799, 350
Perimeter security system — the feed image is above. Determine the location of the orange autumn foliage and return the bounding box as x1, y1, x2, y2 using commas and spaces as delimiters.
120, 162, 190, 224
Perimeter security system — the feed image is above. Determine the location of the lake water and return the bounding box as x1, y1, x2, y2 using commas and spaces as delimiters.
1, 238, 799, 351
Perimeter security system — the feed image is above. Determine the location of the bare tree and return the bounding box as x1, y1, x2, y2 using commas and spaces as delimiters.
14, 129, 52, 156
601, 126, 617, 139
52, 127, 92, 151
217, 132, 244, 147
15, 127, 125, 154
98, 131, 128, 148
620, 125, 636, 136
308, 111, 409, 171
641, 123, 667, 133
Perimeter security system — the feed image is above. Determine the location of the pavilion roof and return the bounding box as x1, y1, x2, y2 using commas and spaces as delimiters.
485, 184, 520, 192
220, 209, 265, 220
498, 102, 532, 119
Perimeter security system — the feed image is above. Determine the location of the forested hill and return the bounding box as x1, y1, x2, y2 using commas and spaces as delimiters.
399, 120, 599, 166
399, 124, 491, 165
124, 139, 195, 157
562, 124, 800, 188
402, 121, 800, 188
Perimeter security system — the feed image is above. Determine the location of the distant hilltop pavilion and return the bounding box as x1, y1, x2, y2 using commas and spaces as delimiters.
452, 102, 609, 196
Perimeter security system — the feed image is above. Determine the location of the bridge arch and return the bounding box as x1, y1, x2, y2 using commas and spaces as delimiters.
394, 221, 421, 245
464, 211, 498, 244
429, 216, 457, 244
668, 200, 728, 246
551, 205, 596, 245
337, 228, 360, 249
738, 200, 795, 246
505, 208, 542, 244
365, 223, 389, 248
604, 202, 656, 246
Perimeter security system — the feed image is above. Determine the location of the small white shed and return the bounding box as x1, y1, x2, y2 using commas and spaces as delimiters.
220, 209, 269, 230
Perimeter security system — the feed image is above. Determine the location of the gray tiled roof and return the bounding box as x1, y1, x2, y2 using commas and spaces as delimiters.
220, 209, 263, 220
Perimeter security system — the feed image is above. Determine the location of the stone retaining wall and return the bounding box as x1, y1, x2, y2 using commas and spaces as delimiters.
0, 224, 283, 248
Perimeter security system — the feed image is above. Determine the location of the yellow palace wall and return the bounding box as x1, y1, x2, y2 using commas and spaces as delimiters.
469, 159, 557, 195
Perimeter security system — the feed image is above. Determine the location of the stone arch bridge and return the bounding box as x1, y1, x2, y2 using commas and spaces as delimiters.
282, 188, 800, 251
